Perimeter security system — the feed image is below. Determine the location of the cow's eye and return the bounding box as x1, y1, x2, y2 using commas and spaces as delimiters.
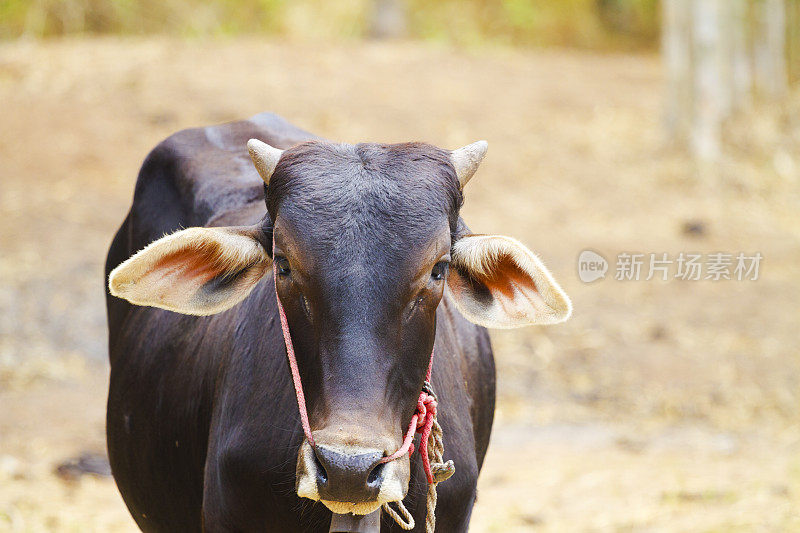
275, 256, 291, 276
431, 261, 449, 281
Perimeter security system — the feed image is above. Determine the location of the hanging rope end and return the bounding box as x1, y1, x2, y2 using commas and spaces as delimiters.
431, 460, 455, 484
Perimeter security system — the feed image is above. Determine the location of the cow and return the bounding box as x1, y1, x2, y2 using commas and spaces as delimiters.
105, 112, 571, 532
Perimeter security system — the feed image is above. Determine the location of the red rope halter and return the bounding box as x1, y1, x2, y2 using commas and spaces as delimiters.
272, 253, 439, 484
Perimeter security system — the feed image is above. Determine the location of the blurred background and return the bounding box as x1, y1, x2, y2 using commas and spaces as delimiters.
1, 1, 798, 531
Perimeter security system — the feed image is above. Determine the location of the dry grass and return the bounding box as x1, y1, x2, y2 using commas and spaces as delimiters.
0, 37, 798, 531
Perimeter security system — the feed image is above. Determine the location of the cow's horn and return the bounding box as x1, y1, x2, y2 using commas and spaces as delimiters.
450, 140, 488, 188
247, 139, 284, 185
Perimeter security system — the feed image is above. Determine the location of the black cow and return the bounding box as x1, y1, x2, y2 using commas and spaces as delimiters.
105, 112, 571, 532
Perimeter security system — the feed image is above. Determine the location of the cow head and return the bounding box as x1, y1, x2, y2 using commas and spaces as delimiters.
108, 139, 571, 516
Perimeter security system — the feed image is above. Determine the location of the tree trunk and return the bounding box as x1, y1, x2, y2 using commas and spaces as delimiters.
368, 0, 407, 40
755, 0, 788, 98
692, 0, 724, 161
662, 0, 693, 145
729, 0, 752, 109
788, 0, 800, 84
660, 0, 796, 159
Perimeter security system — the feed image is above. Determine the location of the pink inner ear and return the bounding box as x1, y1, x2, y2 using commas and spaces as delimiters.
481, 254, 539, 298
474, 253, 549, 319
150, 244, 226, 287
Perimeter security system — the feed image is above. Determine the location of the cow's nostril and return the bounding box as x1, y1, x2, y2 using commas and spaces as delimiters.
311, 445, 386, 503
313, 448, 328, 484
366, 461, 385, 486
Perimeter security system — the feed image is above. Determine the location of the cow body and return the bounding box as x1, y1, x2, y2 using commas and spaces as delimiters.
105, 113, 496, 532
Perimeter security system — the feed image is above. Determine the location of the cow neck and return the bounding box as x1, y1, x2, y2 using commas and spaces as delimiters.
271, 242, 436, 474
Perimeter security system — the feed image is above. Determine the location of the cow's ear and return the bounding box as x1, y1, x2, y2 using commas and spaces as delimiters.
447, 235, 572, 328
108, 226, 271, 316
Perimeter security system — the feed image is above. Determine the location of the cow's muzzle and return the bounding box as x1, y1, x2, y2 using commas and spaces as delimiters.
296, 439, 410, 516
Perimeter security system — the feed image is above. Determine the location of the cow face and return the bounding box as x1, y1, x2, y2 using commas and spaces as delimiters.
108, 139, 571, 516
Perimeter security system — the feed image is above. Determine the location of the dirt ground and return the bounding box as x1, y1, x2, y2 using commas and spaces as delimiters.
0, 38, 798, 532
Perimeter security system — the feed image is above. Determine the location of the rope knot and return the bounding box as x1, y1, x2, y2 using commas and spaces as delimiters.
381, 380, 453, 532
416, 392, 437, 428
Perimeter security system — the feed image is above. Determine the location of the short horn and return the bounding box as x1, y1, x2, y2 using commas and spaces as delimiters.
247, 139, 284, 185
450, 140, 488, 188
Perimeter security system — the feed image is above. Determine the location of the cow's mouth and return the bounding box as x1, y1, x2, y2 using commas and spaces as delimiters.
322, 500, 382, 516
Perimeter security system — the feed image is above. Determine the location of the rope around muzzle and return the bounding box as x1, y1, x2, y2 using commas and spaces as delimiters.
272, 250, 455, 532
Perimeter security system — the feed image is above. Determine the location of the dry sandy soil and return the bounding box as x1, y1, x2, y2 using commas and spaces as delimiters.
0, 37, 798, 532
